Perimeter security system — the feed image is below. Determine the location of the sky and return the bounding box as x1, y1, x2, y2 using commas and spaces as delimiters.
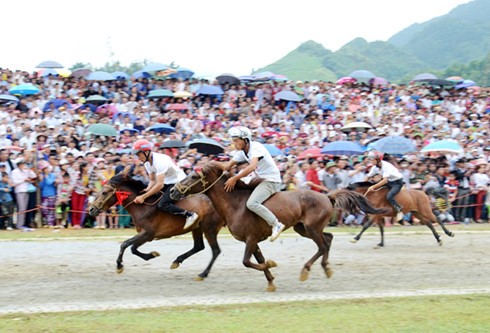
1, 0, 473, 79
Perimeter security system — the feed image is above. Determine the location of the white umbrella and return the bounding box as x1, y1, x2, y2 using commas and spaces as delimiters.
340, 122, 373, 131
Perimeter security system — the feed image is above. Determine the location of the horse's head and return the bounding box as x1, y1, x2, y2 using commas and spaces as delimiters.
88, 181, 118, 217
170, 161, 224, 201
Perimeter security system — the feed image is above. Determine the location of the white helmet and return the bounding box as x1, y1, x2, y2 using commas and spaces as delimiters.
228, 126, 252, 141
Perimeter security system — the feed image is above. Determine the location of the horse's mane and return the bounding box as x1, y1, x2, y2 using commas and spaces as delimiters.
109, 173, 147, 193
347, 181, 375, 190
203, 160, 262, 191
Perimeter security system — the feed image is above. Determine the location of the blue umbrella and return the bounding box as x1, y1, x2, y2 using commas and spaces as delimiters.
146, 123, 176, 134
36, 60, 63, 68
169, 68, 194, 80
119, 128, 140, 134
111, 71, 129, 80
85, 71, 115, 81
0, 94, 19, 103
252, 71, 275, 81
39, 68, 60, 77
274, 90, 302, 102
239, 75, 254, 82
142, 62, 169, 72
188, 138, 224, 155
131, 70, 152, 79
421, 140, 463, 154
321, 141, 364, 156
348, 70, 375, 80
263, 144, 283, 157
196, 85, 224, 95
9, 84, 40, 96
455, 80, 477, 89
147, 89, 174, 98
77, 103, 97, 112
43, 99, 72, 111
370, 136, 416, 155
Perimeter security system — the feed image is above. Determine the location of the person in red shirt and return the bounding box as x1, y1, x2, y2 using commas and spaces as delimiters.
305, 158, 328, 192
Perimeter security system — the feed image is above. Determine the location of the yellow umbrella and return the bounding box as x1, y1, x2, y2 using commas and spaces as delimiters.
174, 91, 193, 98
57, 69, 72, 77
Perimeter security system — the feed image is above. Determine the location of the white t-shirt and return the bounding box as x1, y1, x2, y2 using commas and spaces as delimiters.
367, 160, 403, 182
144, 152, 185, 185
232, 141, 281, 183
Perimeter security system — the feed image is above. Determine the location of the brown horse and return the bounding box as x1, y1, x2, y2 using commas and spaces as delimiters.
88, 172, 225, 280
347, 181, 455, 247
170, 161, 389, 291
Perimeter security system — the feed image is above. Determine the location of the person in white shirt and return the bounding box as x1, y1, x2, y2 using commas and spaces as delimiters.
220, 126, 285, 242
132, 139, 198, 230
365, 151, 404, 221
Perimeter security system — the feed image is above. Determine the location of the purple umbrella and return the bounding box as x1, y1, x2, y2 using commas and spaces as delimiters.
369, 77, 388, 85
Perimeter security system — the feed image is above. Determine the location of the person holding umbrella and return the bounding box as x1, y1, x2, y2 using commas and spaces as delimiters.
132, 139, 199, 230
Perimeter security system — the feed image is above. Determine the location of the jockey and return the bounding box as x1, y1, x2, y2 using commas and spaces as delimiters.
132, 139, 198, 229
220, 126, 286, 242
365, 151, 404, 221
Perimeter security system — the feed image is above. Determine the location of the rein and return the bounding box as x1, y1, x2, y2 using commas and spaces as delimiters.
175, 170, 225, 198
92, 184, 164, 214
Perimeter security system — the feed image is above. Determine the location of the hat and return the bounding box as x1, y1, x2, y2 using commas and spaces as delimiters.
59, 159, 69, 165
326, 161, 337, 169
338, 155, 349, 161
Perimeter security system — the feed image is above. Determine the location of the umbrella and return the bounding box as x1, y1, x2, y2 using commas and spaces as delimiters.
263, 144, 283, 157
196, 85, 224, 95
321, 141, 364, 156
173, 91, 193, 98
446, 76, 464, 82
148, 89, 174, 98
271, 74, 288, 81
71, 68, 92, 79
43, 99, 72, 111
87, 124, 118, 137
297, 148, 323, 160
165, 103, 189, 111
119, 128, 140, 134
274, 90, 302, 102
252, 71, 275, 81
427, 79, 455, 87
336, 77, 357, 85
0, 94, 19, 103
146, 123, 176, 134
142, 62, 169, 72
412, 73, 437, 82
131, 70, 152, 79
160, 140, 186, 149
456, 80, 477, 89
261, 131, 280, 138
111, 71, 129, 80
340, 121, 373, 131
369, 136, 416, 155
369, 77, 389, 85
188, 138, 224, 155
86, 71, 115, 81
9, 84, 40, 96
420, 140, 463, 154
36, 60, 63, 68
348, 70, 375, 80
169, 68, 194, 80
86, 95, 108, 104
216, 73, 240, 85
239, 75, 254, 82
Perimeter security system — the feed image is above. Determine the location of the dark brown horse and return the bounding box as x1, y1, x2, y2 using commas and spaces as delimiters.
170, 161, 389, 291
88, 172, 225, 280
347, 181, 455, 247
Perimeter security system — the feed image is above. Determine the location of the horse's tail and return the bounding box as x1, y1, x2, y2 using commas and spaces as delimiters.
328, 189, 391, 215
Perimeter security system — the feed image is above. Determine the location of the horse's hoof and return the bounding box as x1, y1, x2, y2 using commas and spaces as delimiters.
266, 260, 277, 268
194, 276, 204, 282
350, 238, 358, 243
117, 267, 124, 274
151, 251, 160, 257
438, 239, 443, 246
374, 244, 383, 249
450, 232, 455, 238
266, 284, 276, 292
325, 267, 333, 279
300, 268, 309, 281
170, 262, 180, 269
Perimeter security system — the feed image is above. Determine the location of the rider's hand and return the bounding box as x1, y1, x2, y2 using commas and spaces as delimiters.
224, 177, 238, 192
366, 186, 375, 194
134, 195, 145, 204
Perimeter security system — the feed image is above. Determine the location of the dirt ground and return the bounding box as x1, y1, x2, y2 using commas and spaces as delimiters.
1, 228, 490, 314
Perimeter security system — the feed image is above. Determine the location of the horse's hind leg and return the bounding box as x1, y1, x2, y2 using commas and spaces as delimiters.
242, 240, 276, 292
351, 216, 375, 243
413, 212, 443, 246
170, 227, 205, 270
116, 230, 154, 273
321, 232, 334, 278
300, 225, 329, 281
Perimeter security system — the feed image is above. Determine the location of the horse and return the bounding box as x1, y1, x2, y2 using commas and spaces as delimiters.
88, 171, 225, 280
169, 161, 389, 291
347, 181, 455, 247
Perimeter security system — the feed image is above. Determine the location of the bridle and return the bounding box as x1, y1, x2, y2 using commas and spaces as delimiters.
91, 184, 134, 212
174, 167, 224, 197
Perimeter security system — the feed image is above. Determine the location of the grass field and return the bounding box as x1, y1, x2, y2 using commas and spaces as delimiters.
1, 294, 489, 333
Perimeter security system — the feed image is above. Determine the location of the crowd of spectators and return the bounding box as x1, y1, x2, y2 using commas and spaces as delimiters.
0, 67, 489, 230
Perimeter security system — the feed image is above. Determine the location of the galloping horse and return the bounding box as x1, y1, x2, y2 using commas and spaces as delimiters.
170, 161, 389, 291
347, 181, 455, 247
88, 172, 225, 280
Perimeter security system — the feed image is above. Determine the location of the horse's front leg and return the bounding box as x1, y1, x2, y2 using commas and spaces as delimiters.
196, 224, 222, 280
116, 230, 154, 273
130, 230, 158, 260
351, 215, 375, 243
170, 228, 205, 271
242, 240, 276, 291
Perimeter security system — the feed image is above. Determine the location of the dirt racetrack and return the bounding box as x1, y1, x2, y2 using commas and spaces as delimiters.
1, 228, 490, 314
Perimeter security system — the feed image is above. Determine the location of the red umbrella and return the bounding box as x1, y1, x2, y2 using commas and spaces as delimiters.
165, 103, 189, 111
336, 77, 357, 85
297, 148, 324, 160
261, 131, 279, 138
